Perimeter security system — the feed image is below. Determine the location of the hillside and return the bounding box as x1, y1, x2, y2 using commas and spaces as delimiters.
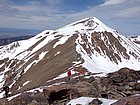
0, 17, 140, 105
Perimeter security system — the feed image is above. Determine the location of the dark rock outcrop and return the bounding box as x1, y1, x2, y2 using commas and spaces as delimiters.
89, 98, 102, 105
112, 95, 140, 105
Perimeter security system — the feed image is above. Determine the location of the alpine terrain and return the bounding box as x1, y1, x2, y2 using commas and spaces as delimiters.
0, 17, 140, 105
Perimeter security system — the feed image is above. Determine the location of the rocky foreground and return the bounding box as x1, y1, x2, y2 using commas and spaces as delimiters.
0, 67, 140, 105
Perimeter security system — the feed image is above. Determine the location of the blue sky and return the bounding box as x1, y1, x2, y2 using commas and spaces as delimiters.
0, 0, 140, 35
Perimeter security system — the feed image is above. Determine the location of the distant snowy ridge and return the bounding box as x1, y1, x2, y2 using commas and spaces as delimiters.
0, 30, 53, 60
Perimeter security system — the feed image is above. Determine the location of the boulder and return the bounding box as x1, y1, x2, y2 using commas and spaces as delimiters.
111, 95, 140, 105
107, 68, 140, 84
89, 98, 102, 105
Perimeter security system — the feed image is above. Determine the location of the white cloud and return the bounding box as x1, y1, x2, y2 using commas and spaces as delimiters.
116, 6, 140, 18
101, 0, 126, 6
45, 0, 64, 8
11, 5, 37, 12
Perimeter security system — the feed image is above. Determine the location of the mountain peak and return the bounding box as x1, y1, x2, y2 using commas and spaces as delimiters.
70, 17, 99, 26
62, 17, 114, 33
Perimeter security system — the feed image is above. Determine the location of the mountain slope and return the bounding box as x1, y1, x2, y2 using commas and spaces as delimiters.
0, 17, 140, 96
129, 36, 140, 48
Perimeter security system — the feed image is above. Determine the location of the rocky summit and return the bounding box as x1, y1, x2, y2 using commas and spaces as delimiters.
0, 17, 140, 105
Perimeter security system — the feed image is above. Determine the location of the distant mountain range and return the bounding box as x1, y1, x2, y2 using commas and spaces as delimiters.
0, 35, 34, 46
0, 27, 41, 45
0, 27, 41, 39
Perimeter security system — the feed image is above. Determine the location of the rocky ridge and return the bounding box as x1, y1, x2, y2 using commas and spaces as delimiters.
0, 67, 139, 105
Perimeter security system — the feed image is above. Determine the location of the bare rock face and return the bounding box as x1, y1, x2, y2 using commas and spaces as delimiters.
43, 83, 79, 103
112, 95, 140, 105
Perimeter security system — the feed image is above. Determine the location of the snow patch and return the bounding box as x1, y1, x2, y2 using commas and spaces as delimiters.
137, 80, 140, 83
54, 51, 60, 56
7, 93, 21, 101
67, 97, 117, 105
23, 80, 31, 87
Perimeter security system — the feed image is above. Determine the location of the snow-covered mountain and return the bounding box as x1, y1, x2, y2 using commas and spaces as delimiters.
0, 17, 140, 97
